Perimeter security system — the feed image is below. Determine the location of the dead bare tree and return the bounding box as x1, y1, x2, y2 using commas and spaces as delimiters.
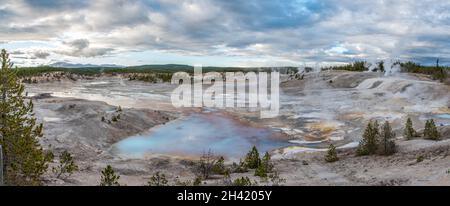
0, 145, 3, 185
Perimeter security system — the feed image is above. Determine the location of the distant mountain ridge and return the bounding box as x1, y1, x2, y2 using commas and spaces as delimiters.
49, 62, 125, 68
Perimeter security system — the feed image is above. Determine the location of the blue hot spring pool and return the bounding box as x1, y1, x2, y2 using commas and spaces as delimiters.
113, 113, 291, 158
436, 114, 450, 119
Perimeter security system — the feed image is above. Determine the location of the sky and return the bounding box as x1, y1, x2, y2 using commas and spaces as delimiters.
0, 0, 450, 67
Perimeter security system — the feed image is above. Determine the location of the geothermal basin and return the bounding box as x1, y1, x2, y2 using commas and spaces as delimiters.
112, 112, 291, 159
22, 71, 450, 185
25, 72, 450, 160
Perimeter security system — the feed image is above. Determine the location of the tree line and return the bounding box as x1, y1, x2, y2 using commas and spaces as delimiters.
323, 60, 449, 83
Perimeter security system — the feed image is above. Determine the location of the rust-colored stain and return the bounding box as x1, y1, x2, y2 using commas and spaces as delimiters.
302, 122, 339, 141
340, 112, 364, 121
437, 107, 450, 114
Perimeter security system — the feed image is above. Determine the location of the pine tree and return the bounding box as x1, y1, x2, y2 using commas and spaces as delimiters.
424, 119, 440, 140
212, 156, 226, 175
356, 121, 380, 156
378, 61, 385, 73
244, 146, 261, 169
52, 150, 78, 179
325, 144, 339, 162
373, 120, 380, 137
0, 49, 53, 185
99, 165, 120, 186
255, 152, 274, 177
404, 118, 416, 140
378, 121, 396, 155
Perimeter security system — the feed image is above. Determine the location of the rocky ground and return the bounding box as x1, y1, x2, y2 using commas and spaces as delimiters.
30, 96, 183, 185
274, 136, 450, 186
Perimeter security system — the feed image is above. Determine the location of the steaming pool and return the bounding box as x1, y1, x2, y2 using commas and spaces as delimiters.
112, 113, 292, 159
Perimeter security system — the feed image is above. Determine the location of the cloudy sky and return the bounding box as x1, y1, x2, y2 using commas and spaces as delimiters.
1, 0, 450, 67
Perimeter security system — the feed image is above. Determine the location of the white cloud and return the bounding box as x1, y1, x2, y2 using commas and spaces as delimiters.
1, 0, 450, 66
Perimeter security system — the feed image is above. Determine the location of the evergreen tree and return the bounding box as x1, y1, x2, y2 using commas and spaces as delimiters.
404, 118, 416, 140
0, 49, 53, 185
99, 165, 120, 186
356, 121, 379, 156
373, 120, 380, 136
325, 144, 339, 162
255, 152, 274, 177
424, 119, 440, 140
212, 156, 226, 175
378, 121, 396, 155
244, 146, 261, 169
378, 61, 385, 73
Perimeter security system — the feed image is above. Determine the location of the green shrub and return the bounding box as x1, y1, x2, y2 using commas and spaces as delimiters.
52, 150, 78, 179
99, 165, 120, 186
325, 144, 339, 162
231, 160, 248, 173
193, 176, 203, 186
268, 171, 286, 186
147, 172, 169, 186
416, 155, 425, 163
232, 177, 254, 186
174, 177, 192, 186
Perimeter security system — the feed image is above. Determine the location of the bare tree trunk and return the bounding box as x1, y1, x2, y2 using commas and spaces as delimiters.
0, 145, 3, 186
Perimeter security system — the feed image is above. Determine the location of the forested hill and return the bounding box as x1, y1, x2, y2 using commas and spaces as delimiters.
13, 64, 299, 77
